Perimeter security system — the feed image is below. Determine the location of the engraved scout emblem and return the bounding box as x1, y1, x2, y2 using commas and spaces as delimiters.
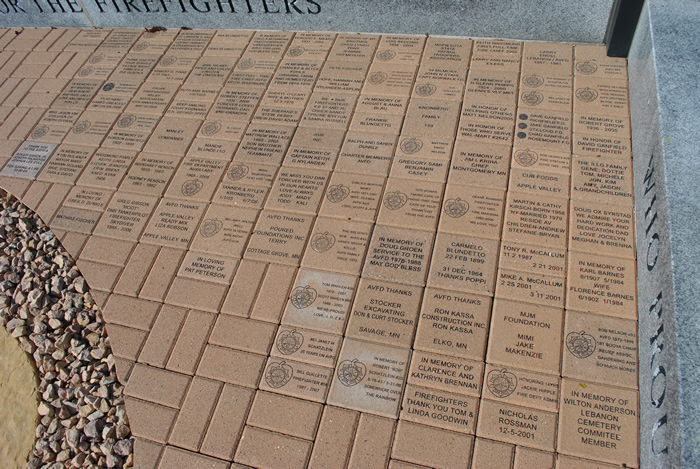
160, 56, 177, 67
73, 121, 91, 134
400, 137, 423, 155
181, 179, 203, 197
376, 49, 396, 61
117, 114, 136, 128
443, 198, 469, 218
89, 53, 105, 64
514, 149, 539, 167
276, 329, 304, 355
575, 87, 599, 102
383, 191, 408, 210
291, 285, 317, 309
522, 74, 544, 88
311, 232, 336, 253
575, 60, 598, 75
265, 361, 293, 388
31, 125, 49, 140
566, 331, 597, 359
226, 163, 249, 181
368, 71, 388, 85
326, 184, 350, 203
487, 368, 518, 398
416, 83, 437, 97
78, 66, 95, 77
199, 219, 223, 238
201, 121, 221, 137
337, 359, 367, 387
133, 41, 150, 52
521, 91, 544, 106
238, 58, 256, 70
287, 46, 305, 57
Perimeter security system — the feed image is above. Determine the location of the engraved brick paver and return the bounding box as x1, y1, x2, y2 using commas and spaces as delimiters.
0, 28, 638, 468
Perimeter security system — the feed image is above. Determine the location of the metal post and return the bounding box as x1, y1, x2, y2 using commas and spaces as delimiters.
604, 0, 646, 57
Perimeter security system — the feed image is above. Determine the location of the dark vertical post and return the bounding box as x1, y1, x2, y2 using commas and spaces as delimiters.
604, 0, 646, 57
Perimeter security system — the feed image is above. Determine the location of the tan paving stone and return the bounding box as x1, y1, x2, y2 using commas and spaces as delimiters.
137, 304, 188, 368
245, 210, 314, 266
557, 379, 639, 467
476, 399, 557, 451
113, 357, 134, 385
63, 186, 113, 212
143, 116, 201, 156
302, 217, 373, 275
140, 198, 207, 249
163, 156, 227, 203
471, 437, 515, 468
126, 363, 191, 409
125, 397, 178, 445
197, 345, 266, 388
132, 437, 165, 469
168, 377, 223, 451
177, 251, 238, 285
363, 225, 435, 287
102, 294, 161, 330
348, 413, 396, 468
20, 180, 51, 210
376, 178, 444, 231
49, 205, 101, 235
190, 204, 257, 258
249, 263, 298, 321
389, 460, 431, 469
58, 231, 88, 258
514, 447, 556, 468
235, 426, 312, 469
79, 236, 134, 266
105, 324, 147, 362
258, 356, 332, 403
113, 242, 159, 297
400, 384, 478, 434
93, 192, 158, 241
75, 259, 121, 292
209, 315, 277, 356
335, 131, 398, 176
270, 325, 341, 369
220, 259, 266, 317
165, 309, 216, 375
308, 406, 358, 468
165, 277, 227, 313
281, 267, 356, 334
247, 391, 322, 440
77, 148, 139, 189
413, 287, 491, 361
119, 152, 181, 197
0, 176, 31, 199
201, 384, 255, 461
157, 446, 230, 469
139, 247, 185, 302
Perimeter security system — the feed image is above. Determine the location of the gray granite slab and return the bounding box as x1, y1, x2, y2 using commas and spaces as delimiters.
1, 0, 614, 44
0, 0, 94, 27
0, 141, 57, 179
629, 0, 700, 466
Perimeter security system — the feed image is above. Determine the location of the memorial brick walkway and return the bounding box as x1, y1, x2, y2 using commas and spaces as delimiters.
0, 27, 638, 468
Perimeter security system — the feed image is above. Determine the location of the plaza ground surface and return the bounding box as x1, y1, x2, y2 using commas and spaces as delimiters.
0, 28, 639, 468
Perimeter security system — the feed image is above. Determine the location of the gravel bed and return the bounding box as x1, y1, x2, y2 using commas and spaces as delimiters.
0, 189, 134, 468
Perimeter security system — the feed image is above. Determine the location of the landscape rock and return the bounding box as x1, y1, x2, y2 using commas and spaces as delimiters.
0, 192, 134, 468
